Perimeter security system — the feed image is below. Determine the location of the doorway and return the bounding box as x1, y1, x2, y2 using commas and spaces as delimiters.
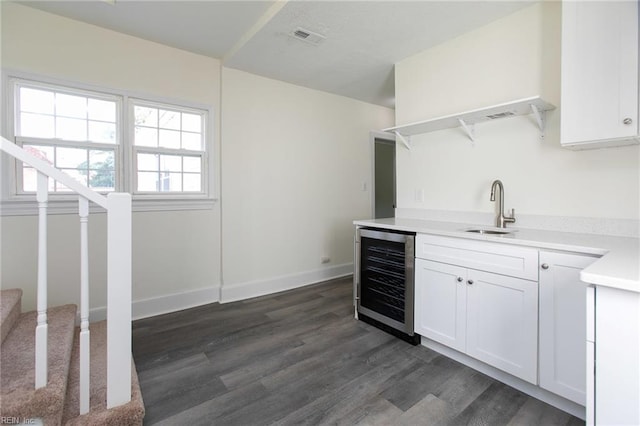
371, 132, 396, 219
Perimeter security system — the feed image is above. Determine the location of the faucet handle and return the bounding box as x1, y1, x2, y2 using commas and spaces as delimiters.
506, 208, 516, 223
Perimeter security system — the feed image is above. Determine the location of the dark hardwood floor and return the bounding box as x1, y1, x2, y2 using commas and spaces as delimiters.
132, 278, 584, 426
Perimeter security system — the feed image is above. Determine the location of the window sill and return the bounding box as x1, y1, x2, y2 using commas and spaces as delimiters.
0, 196, 217, 216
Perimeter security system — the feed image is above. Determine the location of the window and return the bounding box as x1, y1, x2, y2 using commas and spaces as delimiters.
132, 101, 205, 194
14, 81, 119, 193
5, 75, 212, 211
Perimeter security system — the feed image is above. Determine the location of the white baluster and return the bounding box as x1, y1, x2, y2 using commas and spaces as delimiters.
106, 193, 132, 408
35, 172, 48, 388
79, 197, 90, 414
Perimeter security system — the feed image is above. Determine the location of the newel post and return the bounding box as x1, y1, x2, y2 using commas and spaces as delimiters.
106, 192, 132, 408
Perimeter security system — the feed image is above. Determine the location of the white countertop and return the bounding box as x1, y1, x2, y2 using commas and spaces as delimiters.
354, 217, 640, 293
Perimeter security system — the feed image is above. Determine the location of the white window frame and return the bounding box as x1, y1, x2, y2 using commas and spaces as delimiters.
1, 70, 216, 215
11, 78, 123, 195
129, 98, 209, 199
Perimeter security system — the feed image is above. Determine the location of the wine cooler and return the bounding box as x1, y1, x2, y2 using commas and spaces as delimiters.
354, 227, 418, 344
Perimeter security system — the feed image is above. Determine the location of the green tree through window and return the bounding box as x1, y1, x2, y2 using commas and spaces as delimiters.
78, 154, 115, 190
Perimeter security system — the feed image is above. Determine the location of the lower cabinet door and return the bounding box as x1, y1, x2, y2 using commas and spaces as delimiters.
539, 251, 597, 405
415, 259, 466, 353
466, 270, 539, 384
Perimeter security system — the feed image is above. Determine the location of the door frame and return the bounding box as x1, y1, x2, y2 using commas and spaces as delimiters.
369, 130, 396, 218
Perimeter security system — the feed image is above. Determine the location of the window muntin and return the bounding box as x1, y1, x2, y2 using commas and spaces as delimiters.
133, 105, 203, 151
20, 143, 116, 192
16, 84, 117, 144
136, 152, 202, 192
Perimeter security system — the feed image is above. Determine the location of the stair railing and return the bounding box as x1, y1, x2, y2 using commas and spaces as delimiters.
0, 137, 132, 413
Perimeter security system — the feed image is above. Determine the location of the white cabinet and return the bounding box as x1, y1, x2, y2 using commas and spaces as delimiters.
466, 269, 538, 384
538, 251, 598, 406
415, 235, 539, 384
415, 234, 538, 281
561, 1, 640, 149
415, 260, 466, 352
589, 286, 640, 425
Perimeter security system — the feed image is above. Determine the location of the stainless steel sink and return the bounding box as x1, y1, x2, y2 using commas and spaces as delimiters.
464, 228, 513, 235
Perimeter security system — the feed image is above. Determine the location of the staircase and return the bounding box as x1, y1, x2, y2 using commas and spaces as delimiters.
0, 137, 145, 424
0, 289, 144, 425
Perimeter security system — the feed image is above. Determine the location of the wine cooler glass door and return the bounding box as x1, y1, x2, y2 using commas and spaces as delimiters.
357, 229, 415, 335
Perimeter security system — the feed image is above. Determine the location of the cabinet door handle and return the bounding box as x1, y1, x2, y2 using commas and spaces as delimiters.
541, 263, 549, 270
457, 277, 463, 282
467, 279, 474, 285
623, 117, 633, 125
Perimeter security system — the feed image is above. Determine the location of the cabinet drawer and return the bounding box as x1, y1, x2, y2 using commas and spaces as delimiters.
416, 234, 538, 281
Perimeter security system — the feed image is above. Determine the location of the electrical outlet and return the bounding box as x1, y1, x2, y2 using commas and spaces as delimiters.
321, 256, 331, 264
415, 189, 424, 203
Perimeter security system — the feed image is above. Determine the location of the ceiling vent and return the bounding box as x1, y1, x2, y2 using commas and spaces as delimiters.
486, 111, 515, 120
290, 27, 326, 46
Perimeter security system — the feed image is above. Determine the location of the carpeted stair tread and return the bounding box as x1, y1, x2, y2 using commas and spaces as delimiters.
1, 289, 23, 345
0, 303, 77, 425
62, 320, 145, 426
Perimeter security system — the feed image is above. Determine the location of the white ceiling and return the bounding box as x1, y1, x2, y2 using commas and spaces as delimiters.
18, 0, 536, 108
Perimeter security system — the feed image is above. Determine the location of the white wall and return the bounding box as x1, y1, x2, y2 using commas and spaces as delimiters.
0, 3, 395, 312
0, 2, 222, 314
395, 2, 639, 223
220, 68, 393, 301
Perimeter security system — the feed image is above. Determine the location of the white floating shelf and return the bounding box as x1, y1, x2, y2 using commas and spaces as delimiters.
383, 96, 556, 148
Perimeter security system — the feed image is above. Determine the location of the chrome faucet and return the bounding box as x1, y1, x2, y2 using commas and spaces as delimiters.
490, 180, 516, 228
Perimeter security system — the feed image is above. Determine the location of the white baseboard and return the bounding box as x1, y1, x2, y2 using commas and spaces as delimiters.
421, 337, 586, 420
88, 285, 221, 322
220, 263, 353, 303
86, 263, 352, 322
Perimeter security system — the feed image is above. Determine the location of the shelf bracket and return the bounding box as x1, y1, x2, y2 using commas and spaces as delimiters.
394, 131, 411, 150
457, 118, 475, 143
530, 104, 546, 139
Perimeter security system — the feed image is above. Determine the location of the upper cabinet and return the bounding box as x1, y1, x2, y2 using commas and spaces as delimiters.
561, 1, 640, 149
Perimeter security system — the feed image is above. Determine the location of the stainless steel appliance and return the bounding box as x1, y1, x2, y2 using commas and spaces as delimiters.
354, 227, 419, 344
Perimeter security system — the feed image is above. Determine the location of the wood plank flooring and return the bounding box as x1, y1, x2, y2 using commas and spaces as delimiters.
132, 278, 584, 426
